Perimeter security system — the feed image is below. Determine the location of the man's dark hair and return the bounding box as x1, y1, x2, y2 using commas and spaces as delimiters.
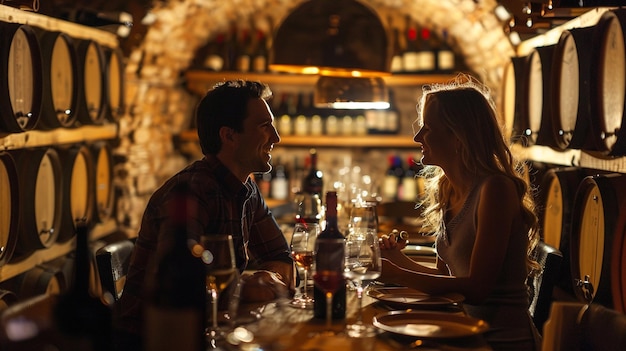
196, 80, 272, 155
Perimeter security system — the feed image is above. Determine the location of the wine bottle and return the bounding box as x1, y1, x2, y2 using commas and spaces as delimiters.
143, 185, 206, 351
201, 33, 226, 72
437, 29, 456, 74
382, 155, 403, 202
252, 29, 268, 73
60, 8, 133, 38
390, 27, 404, 73
401, 18, 420, 73
417, 28, 436, 73
302, 148, 323, 196
235, 28, 253, 73
384, 89, 400, 134
53, 220, 112, 351
313, 191, 346, 320
270, 158, 289, 201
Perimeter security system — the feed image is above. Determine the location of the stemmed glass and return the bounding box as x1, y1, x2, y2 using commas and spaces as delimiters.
289, 222, 321, 309
344, 230, 382, 337
312, 237, 346, 334
200, 234, 237, 349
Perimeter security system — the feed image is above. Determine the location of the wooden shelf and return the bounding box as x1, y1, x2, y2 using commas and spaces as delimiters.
178, 129, 416, 149
513, 144, 626, 174
185, 70, 457, 95
0, 218, 119, 281
0, 4, 118, 48
0, 124, 119, 151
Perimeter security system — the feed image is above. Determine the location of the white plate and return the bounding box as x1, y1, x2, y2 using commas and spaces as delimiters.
367, 287, 464, 309
373, 310, 489, 338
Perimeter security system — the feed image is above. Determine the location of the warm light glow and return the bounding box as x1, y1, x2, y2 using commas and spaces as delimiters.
302, 66, 320, 74
509, 32, 521, 46
494, 5, 511, 22
328, 101, 390, 110
526, 17, 533, 28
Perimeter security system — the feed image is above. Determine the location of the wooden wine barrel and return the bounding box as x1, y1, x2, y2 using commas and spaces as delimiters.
589, 9, 626, 156
0, 152, 19, 267
611, 205, 626, 313
551, 26, 597, 151
11, 148, 63, 260
523, 45, 557, 147
0, 289, 18, 312
17, 265, 65, 299
570, 173, 626, 308
35, 29, 79, 130
102, 46, 125, 122
501, 56, 528, 145
56, 145, 95, 243
0, 22, 43, 133
91, 141, 115, 224
74, 39, 106, 126
538, 167, 587, 294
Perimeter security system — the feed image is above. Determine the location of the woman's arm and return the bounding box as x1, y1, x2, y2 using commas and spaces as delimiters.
378, 175, 520, 304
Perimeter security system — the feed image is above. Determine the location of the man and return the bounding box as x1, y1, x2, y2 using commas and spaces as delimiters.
115, 80, 295, 348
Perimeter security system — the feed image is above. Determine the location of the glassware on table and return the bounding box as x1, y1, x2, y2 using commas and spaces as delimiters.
200, 234, 237, 349
344, 230, 382, 337
312, 237, 346, 334
289, 222, 321, 309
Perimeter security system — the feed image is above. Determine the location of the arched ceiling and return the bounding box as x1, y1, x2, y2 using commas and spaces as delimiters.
130, 0, 514, 92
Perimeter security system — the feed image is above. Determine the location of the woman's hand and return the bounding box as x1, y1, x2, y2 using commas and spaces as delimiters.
378, 229, 409, 251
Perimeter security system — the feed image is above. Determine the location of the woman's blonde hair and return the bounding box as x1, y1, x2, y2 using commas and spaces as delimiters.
415, 74, 540, 273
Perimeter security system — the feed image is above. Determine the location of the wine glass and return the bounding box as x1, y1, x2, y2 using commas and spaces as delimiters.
289, 222, 321, 309
200, 234, 237, 349
344, 230, 382, 337
312, 237, 346, 334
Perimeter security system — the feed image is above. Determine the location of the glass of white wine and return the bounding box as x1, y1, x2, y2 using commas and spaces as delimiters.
200, 234, 237, 348
344, 230, 382, 337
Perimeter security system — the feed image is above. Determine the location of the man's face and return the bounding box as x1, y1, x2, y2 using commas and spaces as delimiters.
233, 98, 280, 175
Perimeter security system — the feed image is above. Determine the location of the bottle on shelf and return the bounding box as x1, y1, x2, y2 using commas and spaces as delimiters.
224, 23, 239, 71
252, 29, 269, 73
293, 92, 310, 136
143, 184, 206, 351
382, 155, 403, 202
235, 28, 253, 73
390, 27, 404, 74
302, 148, 324, 196
198, 33, 226, 72
59, 7, 133, 38
417, 28, 436, 73
53, 220, 112, 351
401, 17, 420, 73
275, 92, 293, 136
398, 156, 424, 202
270, 157, 289, 201
437, 29, 456, 74
385, 89, 400, 134
255, 171, 272, 199
313, 191, 346, 320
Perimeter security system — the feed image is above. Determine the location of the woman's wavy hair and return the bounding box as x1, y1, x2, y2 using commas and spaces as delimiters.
415, 74, 540, 273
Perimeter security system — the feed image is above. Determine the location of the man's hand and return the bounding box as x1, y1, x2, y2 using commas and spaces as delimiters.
239, 270, 288, 302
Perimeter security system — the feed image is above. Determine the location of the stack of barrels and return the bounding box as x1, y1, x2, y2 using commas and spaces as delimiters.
0, 18, 123, 306
503, 9, 626, 313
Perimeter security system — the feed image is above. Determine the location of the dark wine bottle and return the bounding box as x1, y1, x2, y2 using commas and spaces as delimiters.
143, 184, 206, 351
313, 191, 346, 320
60, 8, 133, 38
53, 220, 112, 351
302, 148, 323, 196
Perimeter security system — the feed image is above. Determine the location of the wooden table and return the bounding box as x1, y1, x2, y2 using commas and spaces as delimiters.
222, 288, 492, 351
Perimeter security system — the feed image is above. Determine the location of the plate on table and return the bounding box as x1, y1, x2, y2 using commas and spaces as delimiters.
373, 310, 489, 338
367, 286, 464, 309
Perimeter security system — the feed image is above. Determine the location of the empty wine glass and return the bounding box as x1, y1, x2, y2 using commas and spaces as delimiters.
200, 234, 237, 349
312, 237, 346, 335
344, 231, 382, 337
289, 222, 321, 309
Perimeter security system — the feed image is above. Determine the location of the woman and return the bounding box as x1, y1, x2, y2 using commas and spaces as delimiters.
379, 75, 542, 351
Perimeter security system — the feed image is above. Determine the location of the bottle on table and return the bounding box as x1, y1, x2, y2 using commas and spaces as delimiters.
143, 184, 206, 351
53, 220, 112, 351
313, 191, 347, 320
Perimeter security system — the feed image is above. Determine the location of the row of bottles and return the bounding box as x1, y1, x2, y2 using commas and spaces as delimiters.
382, 155, 425, 203
273, 90, 400, 136
390, 16, 459, 74
193, 22, 271, 73
256, 150, 425, 204
193, 17, 462, 75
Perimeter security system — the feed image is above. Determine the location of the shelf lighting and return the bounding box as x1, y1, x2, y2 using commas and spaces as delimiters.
314, 76, 390, 110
